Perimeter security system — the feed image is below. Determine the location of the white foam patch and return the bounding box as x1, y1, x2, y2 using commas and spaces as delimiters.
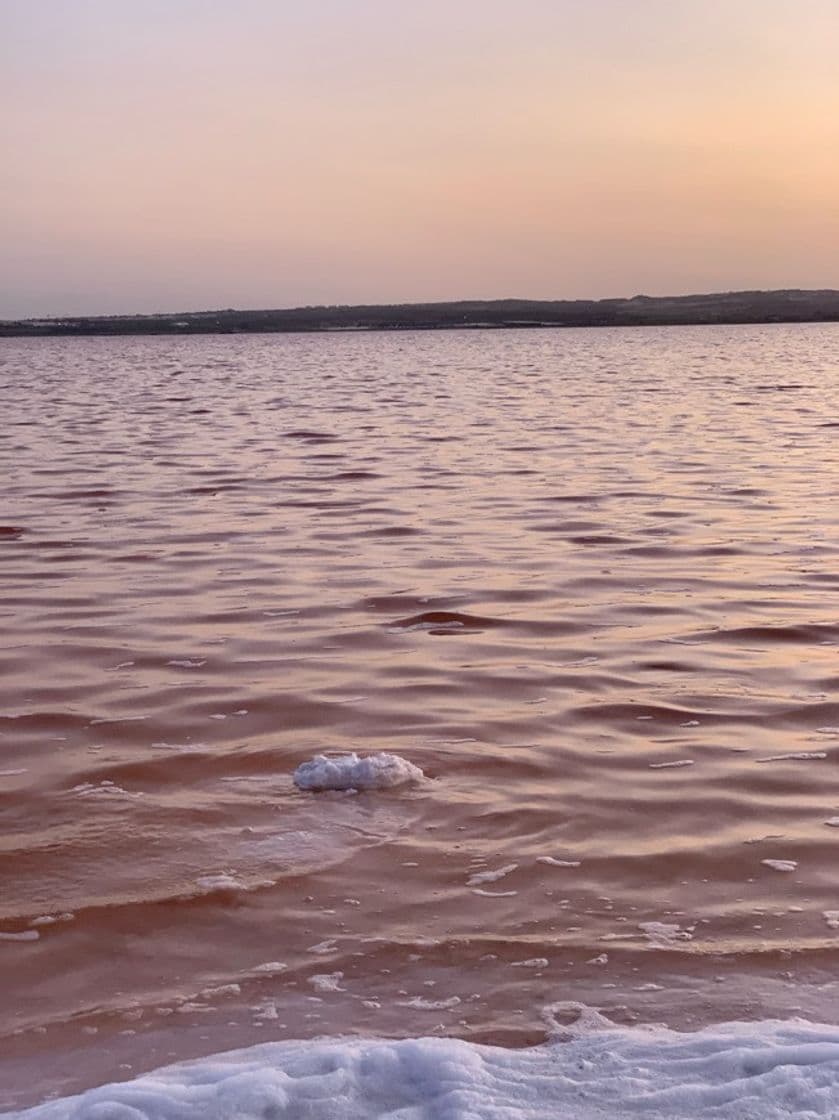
16, 1017, 839, 1119
396, 995, 461, 1011
293, 752, 424, 792
649, 759, 694, 769
761, 859, 798, 872
756, 752, 827, 763
308, 972, 345, 993
537, 856, 581, 868
194, 872, 249, 894
69, 781, 142, 800
638, 921, 694, 946
467, 863, 517, 886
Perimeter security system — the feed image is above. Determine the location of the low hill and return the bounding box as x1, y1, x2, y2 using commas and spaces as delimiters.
3, 289, 839, 337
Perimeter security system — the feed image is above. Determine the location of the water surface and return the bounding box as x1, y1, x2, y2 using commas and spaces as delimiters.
2, 325, 839, 1107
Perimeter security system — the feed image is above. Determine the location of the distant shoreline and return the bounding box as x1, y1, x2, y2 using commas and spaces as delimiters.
3, 289, 839, 337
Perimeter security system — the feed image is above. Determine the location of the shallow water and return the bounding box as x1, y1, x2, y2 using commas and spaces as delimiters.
2, 324, 839, 1109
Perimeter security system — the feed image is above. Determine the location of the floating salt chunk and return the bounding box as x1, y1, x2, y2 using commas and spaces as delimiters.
649, 760, 694, 769
816, 727, 839, 735
537, 857, 581, 868
587, 954, 609, 966
824, 818, 839, 828
472, 889, 518, 898
308, 972, 345, 992
756, 753, 826, 763
511, 958, 548, 969
467, 864, 518, 887
168, 659, 206, 668
252, 962, 287, 975
294, 752, 424, 792
761, 859, 798, 872
0, 768, 28, 777
0, 930, 39, 942
823, 912, 839, 930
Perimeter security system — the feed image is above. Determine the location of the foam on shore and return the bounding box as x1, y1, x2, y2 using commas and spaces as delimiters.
12, 1014, 839, 1119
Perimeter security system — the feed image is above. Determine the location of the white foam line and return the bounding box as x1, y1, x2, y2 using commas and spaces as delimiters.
756, 752, 827, 763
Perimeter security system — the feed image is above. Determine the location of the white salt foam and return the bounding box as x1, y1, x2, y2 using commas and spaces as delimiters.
761, 859, 798, 872
537, 856, 581, 867
15, 1016, 839, 1119
293, 752, 424, 792
308, 972, 345, 993
466, 863, 517, 886
396, 995, 461, 1011
638, 921, 694, 945
756, 752, 827, 763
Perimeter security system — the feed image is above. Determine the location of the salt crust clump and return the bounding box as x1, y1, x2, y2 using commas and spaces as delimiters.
293, 752, 424, 792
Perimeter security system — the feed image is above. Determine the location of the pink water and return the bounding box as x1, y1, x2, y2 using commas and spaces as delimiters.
2, 324, 839, 1108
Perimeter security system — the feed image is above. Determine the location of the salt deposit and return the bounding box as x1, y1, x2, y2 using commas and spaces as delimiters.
14, 1017, 839, 1119
761, 859, 798, 872
293, 752, 425, 792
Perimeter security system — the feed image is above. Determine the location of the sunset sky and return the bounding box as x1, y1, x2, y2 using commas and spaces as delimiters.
2, 0, 838, 318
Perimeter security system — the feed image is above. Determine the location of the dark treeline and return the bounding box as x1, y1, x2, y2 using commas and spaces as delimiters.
3, 289, 839, 337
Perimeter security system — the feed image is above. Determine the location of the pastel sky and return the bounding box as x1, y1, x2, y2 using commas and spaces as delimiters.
2, 0, 838, 317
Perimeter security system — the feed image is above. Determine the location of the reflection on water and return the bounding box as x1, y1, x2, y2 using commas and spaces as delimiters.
1, 324, 839, 1106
